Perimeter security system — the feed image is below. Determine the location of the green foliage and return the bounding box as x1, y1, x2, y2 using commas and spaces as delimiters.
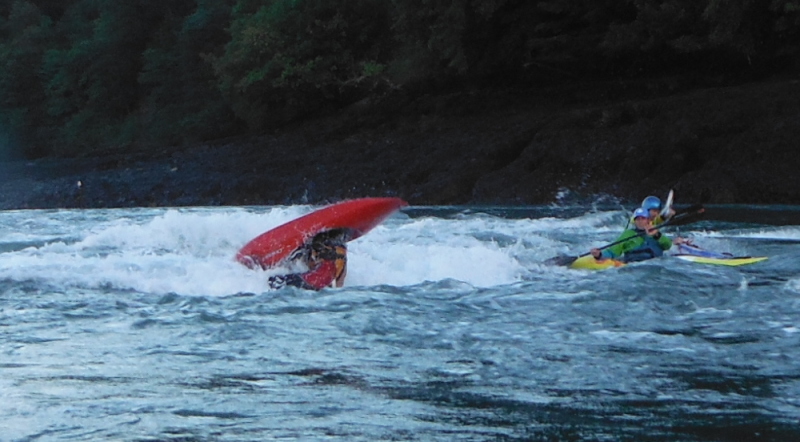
0, 1, 54, 157
362, 61, 385, 77
0, 0, 797, 158
213, 0, 391, 129
602, 0, 800, 73
387, 0, 469, 84
0, 2, 52, 108
770, 0, 800, 59
394, 0, 470, 69
703, 0, 766, 57
39, 1, 154, 152
386, 1, 628, 85
523, 1, 631, 73
602, 0, 706, 65
138, 0, 240, 146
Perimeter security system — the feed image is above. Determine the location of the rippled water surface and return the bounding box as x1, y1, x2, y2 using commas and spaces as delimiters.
1, 204, 799, 441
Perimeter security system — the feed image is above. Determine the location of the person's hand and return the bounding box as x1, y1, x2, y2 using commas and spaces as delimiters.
646, 227, 660, 237
673, 236, 686, 245
590, 248, 602, 259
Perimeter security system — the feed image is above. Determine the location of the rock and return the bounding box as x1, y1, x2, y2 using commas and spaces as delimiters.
1, 78, 799, 209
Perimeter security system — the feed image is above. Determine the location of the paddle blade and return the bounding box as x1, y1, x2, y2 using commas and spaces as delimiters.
660, 190, 674, 217
668, 204, 705, 226
545, 254, 579, 266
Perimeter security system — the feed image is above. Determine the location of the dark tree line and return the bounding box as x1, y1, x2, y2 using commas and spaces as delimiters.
1, 0, 798, 158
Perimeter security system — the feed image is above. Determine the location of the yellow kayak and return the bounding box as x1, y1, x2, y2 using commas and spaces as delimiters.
671, 244, 768, 266
569, 255, 625, 270
672, 255, 768, 266
568, 253, 768, 270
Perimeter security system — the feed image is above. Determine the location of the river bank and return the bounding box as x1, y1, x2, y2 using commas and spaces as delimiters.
1, 77, 798, 210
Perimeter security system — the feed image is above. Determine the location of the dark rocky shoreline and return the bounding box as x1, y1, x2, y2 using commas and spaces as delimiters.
2, 77, 799, 210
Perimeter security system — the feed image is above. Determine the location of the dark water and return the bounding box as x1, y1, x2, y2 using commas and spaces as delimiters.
1, 205, 799, 441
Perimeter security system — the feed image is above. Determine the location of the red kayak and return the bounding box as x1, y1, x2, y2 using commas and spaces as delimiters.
236, 197, 408, 270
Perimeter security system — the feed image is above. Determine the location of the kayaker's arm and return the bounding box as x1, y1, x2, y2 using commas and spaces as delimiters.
596, 230, 637, 259
651, 229, 674, 250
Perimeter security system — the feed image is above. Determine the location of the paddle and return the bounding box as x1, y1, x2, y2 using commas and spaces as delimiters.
667, 203, 705, 226
660, 189, 674, 218
545, 205, 705, 267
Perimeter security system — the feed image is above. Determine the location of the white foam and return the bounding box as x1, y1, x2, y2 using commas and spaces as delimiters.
347, 234, 523, 288
0, 207, 312, 296
3, 206, 791, 296
701, 227, 800, 240
0, 207, 539, 295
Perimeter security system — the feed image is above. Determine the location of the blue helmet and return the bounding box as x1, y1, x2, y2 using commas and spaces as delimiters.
632, 207, 649, 219
641, 196, 661, 211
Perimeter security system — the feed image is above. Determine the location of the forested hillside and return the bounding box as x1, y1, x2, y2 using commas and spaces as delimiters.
1, 0, 798, 160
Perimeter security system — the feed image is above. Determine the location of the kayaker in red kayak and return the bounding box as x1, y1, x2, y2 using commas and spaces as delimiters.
267, 229, 348, 290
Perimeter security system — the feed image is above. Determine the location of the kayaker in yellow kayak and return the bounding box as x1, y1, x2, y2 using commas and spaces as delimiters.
641, 195, 676, 226
623, 194, 676, 229
591, 208, 688, 263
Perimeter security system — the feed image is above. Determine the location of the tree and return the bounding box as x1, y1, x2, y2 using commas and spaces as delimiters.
213, 0, 391, 130
601, 0, 800, 76
0, 1, 54, 157
138, 0, 241, 146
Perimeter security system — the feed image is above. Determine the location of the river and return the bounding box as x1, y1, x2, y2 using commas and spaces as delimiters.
1, 204, 799, 441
